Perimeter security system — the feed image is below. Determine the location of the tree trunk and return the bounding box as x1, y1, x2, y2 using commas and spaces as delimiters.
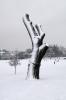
26, 46, 48, 80
14, 66, 16, 75
26, 61, 40, 79
23, 14, 49, 80
33, 64, 40, 79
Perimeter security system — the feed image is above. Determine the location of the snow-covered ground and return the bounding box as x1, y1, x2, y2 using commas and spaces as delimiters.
0, 58, 66, 100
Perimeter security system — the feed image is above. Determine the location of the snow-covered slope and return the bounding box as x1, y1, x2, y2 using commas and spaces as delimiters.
0, 58, 66, 100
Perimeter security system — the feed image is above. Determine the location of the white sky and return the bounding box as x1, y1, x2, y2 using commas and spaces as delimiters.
0, 0, 66, 50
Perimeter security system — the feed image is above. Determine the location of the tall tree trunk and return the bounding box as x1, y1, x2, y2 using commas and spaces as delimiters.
26, 46, 48, 79
26, 63, 40, 79
23, 14, 49, 80
33, 64, 40, 79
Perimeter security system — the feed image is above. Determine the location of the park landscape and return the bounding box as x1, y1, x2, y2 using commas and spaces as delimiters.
0, 58, 66, 100
0, 13, 66, 100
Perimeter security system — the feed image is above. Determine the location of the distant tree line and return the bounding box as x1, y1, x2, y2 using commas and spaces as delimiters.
0, 45, 66, 60
45, 45, 66, 58
0, 49, 32, 60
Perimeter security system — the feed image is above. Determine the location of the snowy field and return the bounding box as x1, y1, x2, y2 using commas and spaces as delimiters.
0, 58, 66, 100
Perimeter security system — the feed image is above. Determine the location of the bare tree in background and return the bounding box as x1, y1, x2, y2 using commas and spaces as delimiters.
9, 52, 20, 75
22, 14, 48, 79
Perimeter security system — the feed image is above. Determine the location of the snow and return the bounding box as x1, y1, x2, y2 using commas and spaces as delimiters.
0, 58, 66, 100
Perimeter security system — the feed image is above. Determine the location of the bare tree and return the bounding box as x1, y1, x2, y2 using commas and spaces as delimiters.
9, 53, 20, 75
22, 14, 48, 79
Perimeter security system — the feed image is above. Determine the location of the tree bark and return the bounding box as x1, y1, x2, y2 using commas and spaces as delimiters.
26, 46, 48, 79
14, 66, 16, 75
23, 14, 49, 80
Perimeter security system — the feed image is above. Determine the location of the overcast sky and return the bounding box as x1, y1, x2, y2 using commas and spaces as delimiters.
0, 0, 66, 51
